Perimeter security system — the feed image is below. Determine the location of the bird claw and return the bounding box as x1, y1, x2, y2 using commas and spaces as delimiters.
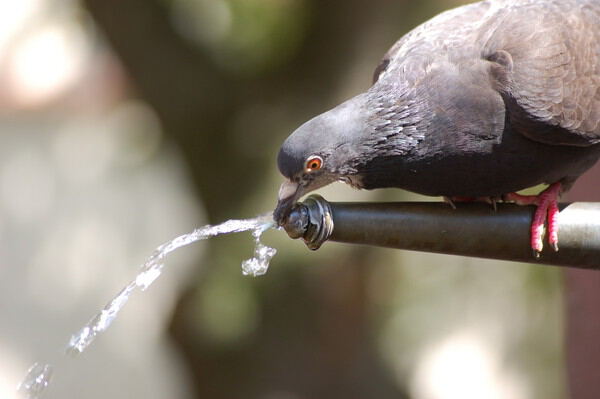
444, 196, 498, 211
449, 189, 562, 258
502, 192, 539, 206
489, 197, 499, 212
505, 183, 562, 257
443, 196, 457, 209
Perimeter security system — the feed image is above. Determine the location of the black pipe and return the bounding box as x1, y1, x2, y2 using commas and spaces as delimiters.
281, 195, 600, 269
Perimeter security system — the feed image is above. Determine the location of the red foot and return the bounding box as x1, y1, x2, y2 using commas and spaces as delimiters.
503, 183, 562, 256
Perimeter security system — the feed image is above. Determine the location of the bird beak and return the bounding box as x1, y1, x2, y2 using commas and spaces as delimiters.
273, 180, 303, 226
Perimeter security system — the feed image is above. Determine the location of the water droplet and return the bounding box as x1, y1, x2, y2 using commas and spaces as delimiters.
17, 363, 53, 399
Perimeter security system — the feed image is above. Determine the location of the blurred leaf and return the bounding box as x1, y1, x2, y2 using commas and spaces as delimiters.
168, 0, 309, 75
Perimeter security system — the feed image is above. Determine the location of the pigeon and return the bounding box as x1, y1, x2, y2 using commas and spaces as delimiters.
274, 0, 600, 256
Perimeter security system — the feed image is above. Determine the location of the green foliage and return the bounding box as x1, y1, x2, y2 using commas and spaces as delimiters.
169, 0, 310, 74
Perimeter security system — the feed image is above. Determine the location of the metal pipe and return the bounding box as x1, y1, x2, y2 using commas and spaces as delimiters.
281, 195, 600, 269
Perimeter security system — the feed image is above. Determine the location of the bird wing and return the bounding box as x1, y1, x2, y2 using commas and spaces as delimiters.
374, 0, 600, 146
483, 0, 600, 146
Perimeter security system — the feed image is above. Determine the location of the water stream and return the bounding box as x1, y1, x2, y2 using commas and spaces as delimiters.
17, 213, 277, 399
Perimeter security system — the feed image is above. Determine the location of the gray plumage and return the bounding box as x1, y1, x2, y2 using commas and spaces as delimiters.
274, 0, 600, 224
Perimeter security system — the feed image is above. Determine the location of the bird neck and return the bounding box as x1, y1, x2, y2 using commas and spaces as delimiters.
353, 83, 430, 165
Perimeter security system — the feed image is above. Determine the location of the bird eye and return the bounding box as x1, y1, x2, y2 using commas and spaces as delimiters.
304, 156, 323, 172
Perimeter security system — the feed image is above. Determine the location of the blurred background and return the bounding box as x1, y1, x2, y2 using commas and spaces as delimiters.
0, 0, 599, 398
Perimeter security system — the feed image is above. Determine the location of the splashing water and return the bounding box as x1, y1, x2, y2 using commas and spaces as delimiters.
242, 222, 277, 276
68, 213, 276, 354
18, 213, 277, 398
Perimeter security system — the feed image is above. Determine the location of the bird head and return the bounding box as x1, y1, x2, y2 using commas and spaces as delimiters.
273, 94, 370, 225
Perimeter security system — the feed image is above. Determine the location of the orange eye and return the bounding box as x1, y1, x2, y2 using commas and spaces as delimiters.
305, 156, 323, 172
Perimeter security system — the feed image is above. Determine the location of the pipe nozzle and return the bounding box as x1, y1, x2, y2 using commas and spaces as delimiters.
280, 195, 334, 250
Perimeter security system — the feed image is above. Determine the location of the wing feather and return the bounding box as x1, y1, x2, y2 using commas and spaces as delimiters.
373, 0, 600, 145
484, 0, 600, 144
